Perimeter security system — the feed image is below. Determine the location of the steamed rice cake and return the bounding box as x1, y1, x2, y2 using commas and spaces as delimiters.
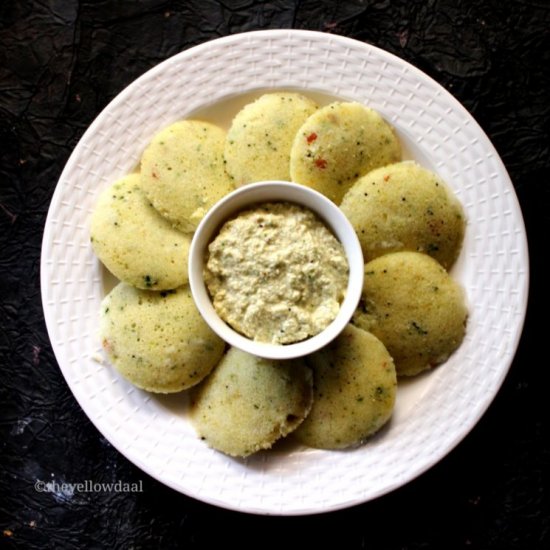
140, 120, 234, 233
100, 283, 225, 393
352, 252, 468, 376
190, 347, 313, 457
289, 102, 401, 203
90, 174, 190, 291
294, 324, 396, 449
224, 92, 318, 185
340, 161, 465, 269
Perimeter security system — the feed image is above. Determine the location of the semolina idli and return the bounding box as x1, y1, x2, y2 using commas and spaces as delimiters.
190, 347, 313, 457
294, 324, 396, 450
289, 102, 401, 203
90, 174, 190, 291
224, 92, 318, 185
140, 120, 234, 233
352, 252, 468, 376
100, 283, 225, 393
340, 161, 465, 269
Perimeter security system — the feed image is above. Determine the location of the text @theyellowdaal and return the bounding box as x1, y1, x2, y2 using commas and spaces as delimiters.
34, 479, 143, 494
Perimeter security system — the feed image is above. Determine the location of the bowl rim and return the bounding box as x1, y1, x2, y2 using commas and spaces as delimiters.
188, 180, 364, 360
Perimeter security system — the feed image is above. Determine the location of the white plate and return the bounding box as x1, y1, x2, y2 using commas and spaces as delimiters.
41, 30, 529, 515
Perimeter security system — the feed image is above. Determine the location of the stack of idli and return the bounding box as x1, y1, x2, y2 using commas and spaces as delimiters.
91, 118, 235, 393
223, 96, 402, 205
190, 324, 398, 456
339, 160, 468, 376
88, 90, 469, 458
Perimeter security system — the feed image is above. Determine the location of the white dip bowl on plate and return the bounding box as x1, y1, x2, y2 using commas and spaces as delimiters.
189, 180, 364, 360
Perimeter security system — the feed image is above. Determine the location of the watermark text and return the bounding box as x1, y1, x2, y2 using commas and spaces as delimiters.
34, 479, 143, 494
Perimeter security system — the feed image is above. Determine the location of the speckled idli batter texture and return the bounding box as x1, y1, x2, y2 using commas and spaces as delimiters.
90, 174, 190, 291
100, 283, 225, 393
290, 101, 401, 203
353, 252, 468, 376
295, 324, 397, 449
341, 161, 465, 269
224, 92, 318, 185
140, 120, 234, 233
191, 347, 313, 457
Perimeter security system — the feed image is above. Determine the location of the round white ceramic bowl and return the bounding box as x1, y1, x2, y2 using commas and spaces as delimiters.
188, 181, 364, 360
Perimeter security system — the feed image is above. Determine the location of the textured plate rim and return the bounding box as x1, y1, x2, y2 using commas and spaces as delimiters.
40, 29, 529, 515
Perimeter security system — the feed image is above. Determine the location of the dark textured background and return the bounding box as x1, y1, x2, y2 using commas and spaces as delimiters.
1, 0, 548, 547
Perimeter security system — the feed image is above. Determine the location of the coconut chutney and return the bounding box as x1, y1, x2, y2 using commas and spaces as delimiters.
204, 202, 349, 344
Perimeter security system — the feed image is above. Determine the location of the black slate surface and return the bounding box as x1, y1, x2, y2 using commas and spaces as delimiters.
1, 1, 548, 548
